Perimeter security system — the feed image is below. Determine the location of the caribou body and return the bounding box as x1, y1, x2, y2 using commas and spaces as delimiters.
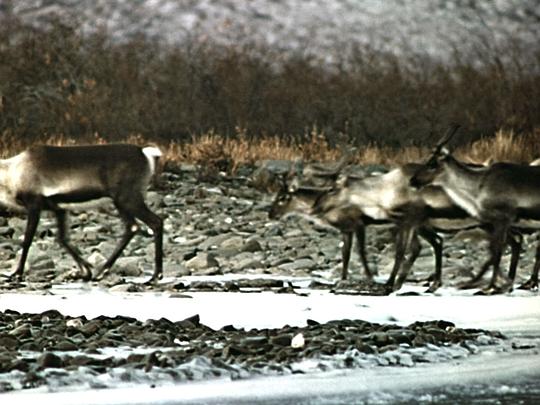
411, 147, 539, 292
0, 143, 164, 284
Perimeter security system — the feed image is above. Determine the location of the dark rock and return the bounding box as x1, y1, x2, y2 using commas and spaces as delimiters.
423, 327, 449, 341
356, 342, 377, 354
242, 239, 263, 252
0, 381, 14, 393
37, 352, 63, 368
271, 334, 293, 347
222, 344, 248, 357
176, 314, 201, 329
241, 336, 269, 348
79, 320, 101, 337
9, 359, 29, 372
8, 324, 32, 339
22, 371, 46, 389
365, 332, 393, 347
387, 329, 416, 345
0, 335, 19, 350
53, 340, 79, 351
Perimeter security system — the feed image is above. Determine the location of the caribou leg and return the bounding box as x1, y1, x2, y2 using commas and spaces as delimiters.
506, 229, 523, 284
355, 225, 376, 278
94, 194, 163, 284
418, 227, 444, 293
394, 232, 422, 290
385, 224, 416, 291
482, 221, 512, 295
459, 228, 521, 291
519, 238, 540, 291
340, 232, 353, 280
8, 206, 41, 281
54, 208, 93, 281
93, 212, 138, 281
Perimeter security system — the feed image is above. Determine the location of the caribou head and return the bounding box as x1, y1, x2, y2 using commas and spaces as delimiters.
268, 174, 332, 220
410, 124, 460, 189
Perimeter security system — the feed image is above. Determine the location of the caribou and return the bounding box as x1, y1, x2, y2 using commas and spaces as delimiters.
410, 126, 537, 293
0, 143, 164, 284
269, 162, 447, 290
269, 177, 377, 281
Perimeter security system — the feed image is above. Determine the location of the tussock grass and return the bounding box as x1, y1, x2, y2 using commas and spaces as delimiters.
462, 129, 540, 164
1, 128, 539, 170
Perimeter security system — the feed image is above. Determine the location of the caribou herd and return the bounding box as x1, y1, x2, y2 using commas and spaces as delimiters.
0, 126, 539, 294
270, 125, 539, 294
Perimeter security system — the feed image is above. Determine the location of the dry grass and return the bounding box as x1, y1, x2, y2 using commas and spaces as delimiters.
1, 128, 539, 171
461, 129, 540, 164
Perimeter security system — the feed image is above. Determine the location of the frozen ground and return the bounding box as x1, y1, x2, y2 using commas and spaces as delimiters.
1, 277, 539, 404
4, 352, 540, 404
1, 278, 539, 334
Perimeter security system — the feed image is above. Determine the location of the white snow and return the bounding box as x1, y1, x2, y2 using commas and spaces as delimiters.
1, 280, 539, 335
1, 277, 539, 403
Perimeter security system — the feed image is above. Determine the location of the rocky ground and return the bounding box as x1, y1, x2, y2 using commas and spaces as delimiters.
0, 161, 536, 293
0, 309, 509, 393
0, 162, 539, 394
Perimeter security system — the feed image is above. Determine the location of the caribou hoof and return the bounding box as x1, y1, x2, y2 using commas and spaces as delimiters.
144, 272, 163, 286
518, 279, 539, 291
92, 268, 109, 282
420, 273, 436, 285
367, 269, 379, 278
143, 277, 157, 286
425, 280, 442, 293
457, 279, 483, 290
384, 282, 397, 292
6, 271, 23, 282
476, 284, 509, 295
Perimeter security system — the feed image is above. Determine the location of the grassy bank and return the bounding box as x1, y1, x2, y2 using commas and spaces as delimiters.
1, 128, 539, 172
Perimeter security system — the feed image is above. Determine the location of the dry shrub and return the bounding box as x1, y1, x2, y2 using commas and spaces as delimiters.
1, 17, 539, 148
461, 129, 540, 164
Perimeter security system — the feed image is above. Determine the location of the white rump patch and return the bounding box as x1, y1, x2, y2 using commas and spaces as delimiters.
143, 146, 163, 175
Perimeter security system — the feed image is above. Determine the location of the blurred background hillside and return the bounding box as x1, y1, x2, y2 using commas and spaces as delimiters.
0, 0, 539, 150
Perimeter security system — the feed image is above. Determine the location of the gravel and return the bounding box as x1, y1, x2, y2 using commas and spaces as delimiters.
0, 162, 538, 392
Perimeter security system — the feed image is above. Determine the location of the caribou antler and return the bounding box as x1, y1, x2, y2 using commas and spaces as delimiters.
303, 146, 357, 179
433, 123, 460, 154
